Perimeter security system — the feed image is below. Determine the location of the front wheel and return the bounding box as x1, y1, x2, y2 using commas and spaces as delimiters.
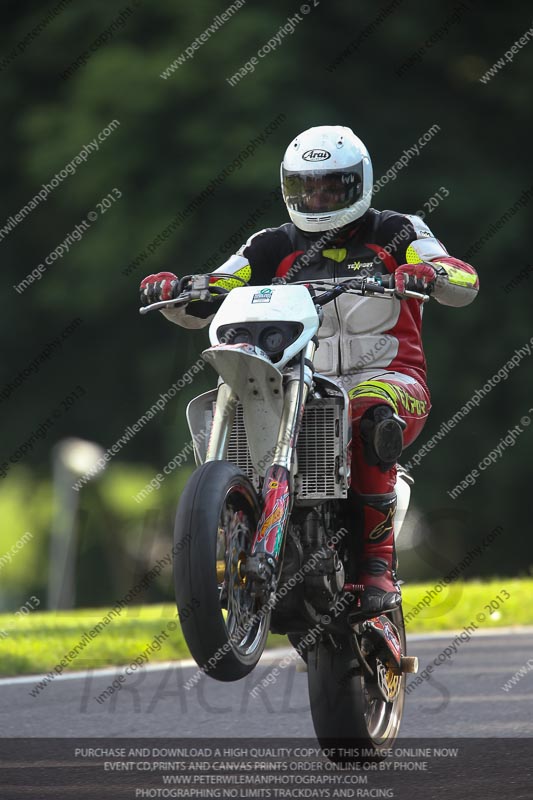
174, 461, 270, 681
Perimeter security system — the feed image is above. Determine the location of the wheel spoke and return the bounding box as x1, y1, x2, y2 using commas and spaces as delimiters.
359, 612, 405, 743
175, 463, 270, 681
216, 486, 269, 658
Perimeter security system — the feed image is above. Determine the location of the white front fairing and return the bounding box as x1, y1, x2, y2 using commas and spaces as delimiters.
203, 285, 319, 474
208, 284, 319, 368
202, 344, 284, 475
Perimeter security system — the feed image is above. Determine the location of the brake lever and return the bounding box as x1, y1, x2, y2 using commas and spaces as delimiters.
402, 289, 431, 303
139, 292, 192, 315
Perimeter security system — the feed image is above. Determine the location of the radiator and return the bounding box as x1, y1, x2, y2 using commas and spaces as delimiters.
223, 398, 346, 500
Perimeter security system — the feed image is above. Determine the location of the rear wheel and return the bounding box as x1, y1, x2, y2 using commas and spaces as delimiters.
307, 607, 406, 760
174, 461, 270, 681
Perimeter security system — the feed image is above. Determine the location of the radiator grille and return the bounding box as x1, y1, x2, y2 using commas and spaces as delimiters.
226, 403, 257, 485
295, 402, 338, 499
223, 398, 344, 500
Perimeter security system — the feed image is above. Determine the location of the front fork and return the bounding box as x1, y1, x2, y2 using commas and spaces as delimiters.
246, 342, 316, 594
205, 382, 237, 463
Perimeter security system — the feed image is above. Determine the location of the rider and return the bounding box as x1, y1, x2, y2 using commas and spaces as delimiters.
140, 125, 479, 616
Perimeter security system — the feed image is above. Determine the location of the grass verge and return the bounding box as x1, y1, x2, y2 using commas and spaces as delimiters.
1, 578, 529, 677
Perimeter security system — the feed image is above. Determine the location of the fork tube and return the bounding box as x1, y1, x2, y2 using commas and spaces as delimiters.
271, 380, 304, 470
205, 382, 237, 462
272, 340, 316, 469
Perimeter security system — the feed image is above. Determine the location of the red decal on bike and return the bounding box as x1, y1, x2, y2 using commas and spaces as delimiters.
368, 616, 402, 664
254, 467, 290, 556
216, 342, 256, 354
256, 491, 289, 553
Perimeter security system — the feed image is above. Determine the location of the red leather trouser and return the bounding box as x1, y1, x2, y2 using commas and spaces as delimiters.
348, 370, 431, 494
346, 371, 431, 592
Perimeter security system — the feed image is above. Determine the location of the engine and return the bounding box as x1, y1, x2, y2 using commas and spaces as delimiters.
270, 509, 345, 634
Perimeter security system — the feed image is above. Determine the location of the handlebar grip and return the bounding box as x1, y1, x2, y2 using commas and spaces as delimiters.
349, 274, 393, 292
363, 281, 386, 294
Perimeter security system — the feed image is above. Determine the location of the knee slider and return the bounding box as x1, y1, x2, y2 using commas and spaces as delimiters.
359, 404, 406, 471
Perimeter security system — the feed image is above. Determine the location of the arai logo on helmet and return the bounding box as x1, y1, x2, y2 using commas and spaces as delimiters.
302, 149, 331, 162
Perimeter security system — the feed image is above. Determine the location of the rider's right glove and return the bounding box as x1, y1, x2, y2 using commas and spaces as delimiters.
394, 263, 436, 296
140, 272, 179, 306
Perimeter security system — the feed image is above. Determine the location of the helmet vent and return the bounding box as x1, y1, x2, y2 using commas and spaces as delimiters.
306, 215, 333, 222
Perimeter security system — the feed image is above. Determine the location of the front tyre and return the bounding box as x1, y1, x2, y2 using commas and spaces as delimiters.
174, 461, 270, 681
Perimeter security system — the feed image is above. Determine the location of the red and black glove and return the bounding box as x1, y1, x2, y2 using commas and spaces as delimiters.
394, 263, 436, 295
140, 272, 179, 306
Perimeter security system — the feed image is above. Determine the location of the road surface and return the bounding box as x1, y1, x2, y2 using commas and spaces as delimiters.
1, 629, 532, 798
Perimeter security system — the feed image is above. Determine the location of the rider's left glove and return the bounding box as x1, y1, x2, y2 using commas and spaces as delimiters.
394, 263, 436, 295
140, 272, 179, 306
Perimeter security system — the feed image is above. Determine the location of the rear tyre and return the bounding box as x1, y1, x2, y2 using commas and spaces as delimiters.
307, 607, 406, 761
174, 461, 270, 681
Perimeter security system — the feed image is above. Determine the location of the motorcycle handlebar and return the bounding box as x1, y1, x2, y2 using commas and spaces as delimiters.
310, 274, 429, 306
139, 272, 430, 314
311, 280, 384, 307
139, 273, 235, 315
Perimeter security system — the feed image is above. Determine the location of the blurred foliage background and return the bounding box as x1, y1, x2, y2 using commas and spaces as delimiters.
1, 0, 532, 612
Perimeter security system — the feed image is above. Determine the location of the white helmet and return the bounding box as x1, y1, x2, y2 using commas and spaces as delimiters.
280, 125, 373, 233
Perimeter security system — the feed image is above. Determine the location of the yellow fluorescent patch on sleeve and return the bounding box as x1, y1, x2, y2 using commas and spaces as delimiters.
405, 244, 423, 264
210, 264, 252, 290
433, 262, 478, 287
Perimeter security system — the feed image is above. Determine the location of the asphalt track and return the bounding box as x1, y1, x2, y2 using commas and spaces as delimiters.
1, 630, 532, 798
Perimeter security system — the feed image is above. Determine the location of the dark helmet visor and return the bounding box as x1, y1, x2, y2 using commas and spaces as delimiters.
282, 165, 364, 214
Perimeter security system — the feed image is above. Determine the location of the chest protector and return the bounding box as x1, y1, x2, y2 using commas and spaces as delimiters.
282, 223, 401, 377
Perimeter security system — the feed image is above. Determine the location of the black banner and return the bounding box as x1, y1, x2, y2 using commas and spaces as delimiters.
0, 738, 532, 799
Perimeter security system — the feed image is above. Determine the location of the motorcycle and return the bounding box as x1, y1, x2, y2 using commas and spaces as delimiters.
141, 272, 423, 758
